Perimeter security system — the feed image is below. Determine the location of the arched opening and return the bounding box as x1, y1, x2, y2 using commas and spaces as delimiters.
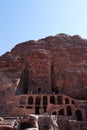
35, 106, 40, 114
35, 97, 41, 105
75, 110, 82, 121
43, 96, 47, 112
28, 96, 33, 105
52, 112, 56, 115
20, 96, 26, 105
57, 96, 63, 104
66, 106, 72, 116
50, 96, 55, 104
65, 98, 69, 104
43, 96, 48, 106
72, 100, 75, 104
59, 109, 64, 116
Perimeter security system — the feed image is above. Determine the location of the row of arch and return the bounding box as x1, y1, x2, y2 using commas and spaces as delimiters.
52, 108, 83, 121
19, 95, 87, 121
19, 95, 75, 106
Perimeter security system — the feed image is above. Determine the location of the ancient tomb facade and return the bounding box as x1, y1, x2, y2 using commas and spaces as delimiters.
16, 50, 56, 95
0, 34, 87, 130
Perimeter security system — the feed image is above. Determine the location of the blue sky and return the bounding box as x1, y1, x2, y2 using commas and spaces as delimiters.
0, 0, 87, 55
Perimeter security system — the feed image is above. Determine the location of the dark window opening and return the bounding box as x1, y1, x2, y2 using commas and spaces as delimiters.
57, 96, 63, 104
20, 96, 26, 105
65, 98, 69, 104
35, 97, 41, 105
43, 96, 48, 106
75, 110, 82, 121
52, 87, 59, 94
35, 106, 40, 114
59, 109, 64, 116
50, 96, 55, 104
28, 97, 33, 105
67, 106, 72, 116
38, 88, 41, 93
72, 100, 75, 104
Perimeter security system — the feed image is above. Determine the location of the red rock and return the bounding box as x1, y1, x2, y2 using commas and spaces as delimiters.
0, 34, 87, 130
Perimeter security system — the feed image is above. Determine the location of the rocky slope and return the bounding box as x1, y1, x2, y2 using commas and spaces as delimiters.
0, 33, 87, 100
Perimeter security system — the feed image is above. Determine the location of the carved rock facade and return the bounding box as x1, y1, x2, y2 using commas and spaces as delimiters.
0, 34, 87, 130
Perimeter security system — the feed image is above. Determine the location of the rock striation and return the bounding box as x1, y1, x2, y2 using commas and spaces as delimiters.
0, 33, 87, 130
0, 34, 87, 99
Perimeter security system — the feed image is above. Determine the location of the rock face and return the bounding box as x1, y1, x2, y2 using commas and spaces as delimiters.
0, 33, 87, 130
0, 34, 87, 99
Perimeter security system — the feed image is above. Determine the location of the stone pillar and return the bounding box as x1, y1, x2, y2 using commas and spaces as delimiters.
41, 95, 43, 107
40, 107, 44, 114
63, 96, 65, 104
48, 95, 50, 105
33, 96, 36, 107
26, 96, 28, 106
72, 105, 75, 117
64, 108, 67, 116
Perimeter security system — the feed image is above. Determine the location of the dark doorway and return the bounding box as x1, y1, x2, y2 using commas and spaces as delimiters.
35, 106, 40, 114
35, 97, 41, 105
65, 98, 69, 104
50, 96, 55, 104
75, 110, 82, 121
28, 96, 33, 105
67, 106, 72, 116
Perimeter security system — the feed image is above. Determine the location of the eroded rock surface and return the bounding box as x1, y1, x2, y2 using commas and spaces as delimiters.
0, 34, 87, 100
0, 34, 87, 130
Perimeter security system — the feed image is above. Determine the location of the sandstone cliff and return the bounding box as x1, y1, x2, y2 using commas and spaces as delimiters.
0, 33, 87, 102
